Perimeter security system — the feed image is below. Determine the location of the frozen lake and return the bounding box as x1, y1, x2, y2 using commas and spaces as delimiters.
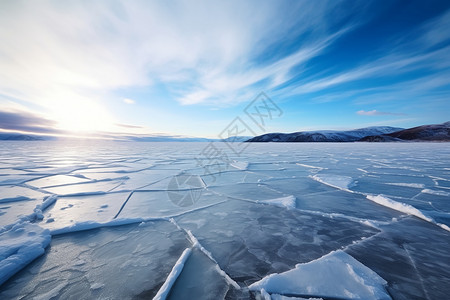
0, 141, 449, 299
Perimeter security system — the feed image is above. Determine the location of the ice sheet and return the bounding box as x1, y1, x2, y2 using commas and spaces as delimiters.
0, 141, 449, 299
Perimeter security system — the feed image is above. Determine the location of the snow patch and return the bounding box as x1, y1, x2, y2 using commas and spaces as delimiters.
249, 250, 390, 300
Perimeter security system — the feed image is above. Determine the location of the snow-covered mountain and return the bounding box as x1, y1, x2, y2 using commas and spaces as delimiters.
247, 126, 404, 142
361, 121, 450, 142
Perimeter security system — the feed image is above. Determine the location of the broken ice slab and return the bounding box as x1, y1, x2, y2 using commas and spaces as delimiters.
39, 192, 130, 232
264, 176, 341, 197
201, 170, 271, 187
41, 180, 126, 196
110, 168, 183, 191
0, 175, 42, 186
0, 185, 47, 203
166, 248, 231, 300
26, 175, 91, 188
73, 166, 132, 174
69, 172, 129, 181
345, 216, 450, 300
413, 189, 450, 212
208, 183, 289, 202
116, 189, 224, 219
0, 220, 191, 299
294, 189, 403, 222
351, 176, 433, 199
174, 199, 379, 286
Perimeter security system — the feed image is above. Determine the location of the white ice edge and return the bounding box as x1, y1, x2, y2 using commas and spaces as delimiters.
249, 250, 391, 300
309, 174, 355, 193
366, 195, 450, 232
384, 183, 425, 188
296, 163, 325, 170
421, 188, 450, 196
259, 195, 296, 209
230, 161, 249, 170
153, 247, 192, 300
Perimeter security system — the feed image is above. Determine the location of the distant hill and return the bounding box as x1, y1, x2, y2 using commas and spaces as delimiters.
246, 126, 404, 142
0, 133, 45, 141
360, 121, 450, 142
127, 135, 252, 142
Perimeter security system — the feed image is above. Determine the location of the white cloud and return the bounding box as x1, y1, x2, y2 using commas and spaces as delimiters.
123, 98, 135, 105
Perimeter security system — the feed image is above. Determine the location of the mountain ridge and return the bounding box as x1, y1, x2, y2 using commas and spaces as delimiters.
246, 126, 404, 142
247, 122, 450, 142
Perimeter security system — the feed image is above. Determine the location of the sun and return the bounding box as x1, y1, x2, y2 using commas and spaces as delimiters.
49, 99, 115, 134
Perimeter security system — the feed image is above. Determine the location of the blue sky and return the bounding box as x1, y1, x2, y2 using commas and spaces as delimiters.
0, 0, 449, 138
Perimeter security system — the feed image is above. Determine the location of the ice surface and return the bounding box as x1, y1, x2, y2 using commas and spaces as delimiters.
0, 220, 191, 299
0, 141, 449, 299
249, 250, 390, 299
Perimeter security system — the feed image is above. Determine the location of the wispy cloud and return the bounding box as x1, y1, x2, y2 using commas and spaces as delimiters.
0, 0, 363, 112
357, 110, 406, 116
115, 123, 143, 129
